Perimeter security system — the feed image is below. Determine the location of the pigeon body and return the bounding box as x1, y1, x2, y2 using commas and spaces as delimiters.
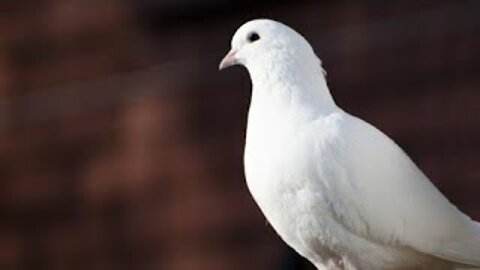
219, 19, 480, 270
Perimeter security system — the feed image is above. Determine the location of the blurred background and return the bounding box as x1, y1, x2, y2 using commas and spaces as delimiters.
0, 1, 479, 269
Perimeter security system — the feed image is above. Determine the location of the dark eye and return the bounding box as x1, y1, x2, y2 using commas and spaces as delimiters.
247, 32, 260, 43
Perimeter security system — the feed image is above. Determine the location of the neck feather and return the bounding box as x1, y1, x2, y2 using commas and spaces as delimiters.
247, 53, 337, 118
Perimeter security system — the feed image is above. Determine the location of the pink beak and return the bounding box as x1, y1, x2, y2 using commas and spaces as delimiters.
219, 49, 238, 70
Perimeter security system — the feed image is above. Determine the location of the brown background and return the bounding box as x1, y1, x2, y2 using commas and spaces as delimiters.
0, 1, 479, 269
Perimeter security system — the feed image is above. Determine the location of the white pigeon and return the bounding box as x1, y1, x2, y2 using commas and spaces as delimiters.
219, 19, 480, 270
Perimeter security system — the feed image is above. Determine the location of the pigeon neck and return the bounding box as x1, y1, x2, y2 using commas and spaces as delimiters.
247, 56, 337, 116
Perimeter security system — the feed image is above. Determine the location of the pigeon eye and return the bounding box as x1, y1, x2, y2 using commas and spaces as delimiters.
247, 32, 260, 43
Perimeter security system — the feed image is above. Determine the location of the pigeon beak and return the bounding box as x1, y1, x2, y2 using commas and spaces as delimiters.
219, 49, 238, 70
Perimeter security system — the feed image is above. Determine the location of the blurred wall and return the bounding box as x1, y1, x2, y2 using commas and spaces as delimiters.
0, 1, 479, 270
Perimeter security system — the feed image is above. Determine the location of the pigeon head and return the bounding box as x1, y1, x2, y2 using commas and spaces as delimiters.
219, 19, 319, 72
219, 19, 334, 112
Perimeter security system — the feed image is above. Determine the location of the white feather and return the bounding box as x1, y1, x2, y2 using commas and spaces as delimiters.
223, 19, 480, 269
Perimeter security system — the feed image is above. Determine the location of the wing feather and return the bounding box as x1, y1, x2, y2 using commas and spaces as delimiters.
323, 114, 480, 266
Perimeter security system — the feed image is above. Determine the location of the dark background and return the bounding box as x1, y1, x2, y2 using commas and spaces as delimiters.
0, 1, 479, 269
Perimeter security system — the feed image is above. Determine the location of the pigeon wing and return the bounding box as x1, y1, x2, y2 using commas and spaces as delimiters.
320, 114, 480, 267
